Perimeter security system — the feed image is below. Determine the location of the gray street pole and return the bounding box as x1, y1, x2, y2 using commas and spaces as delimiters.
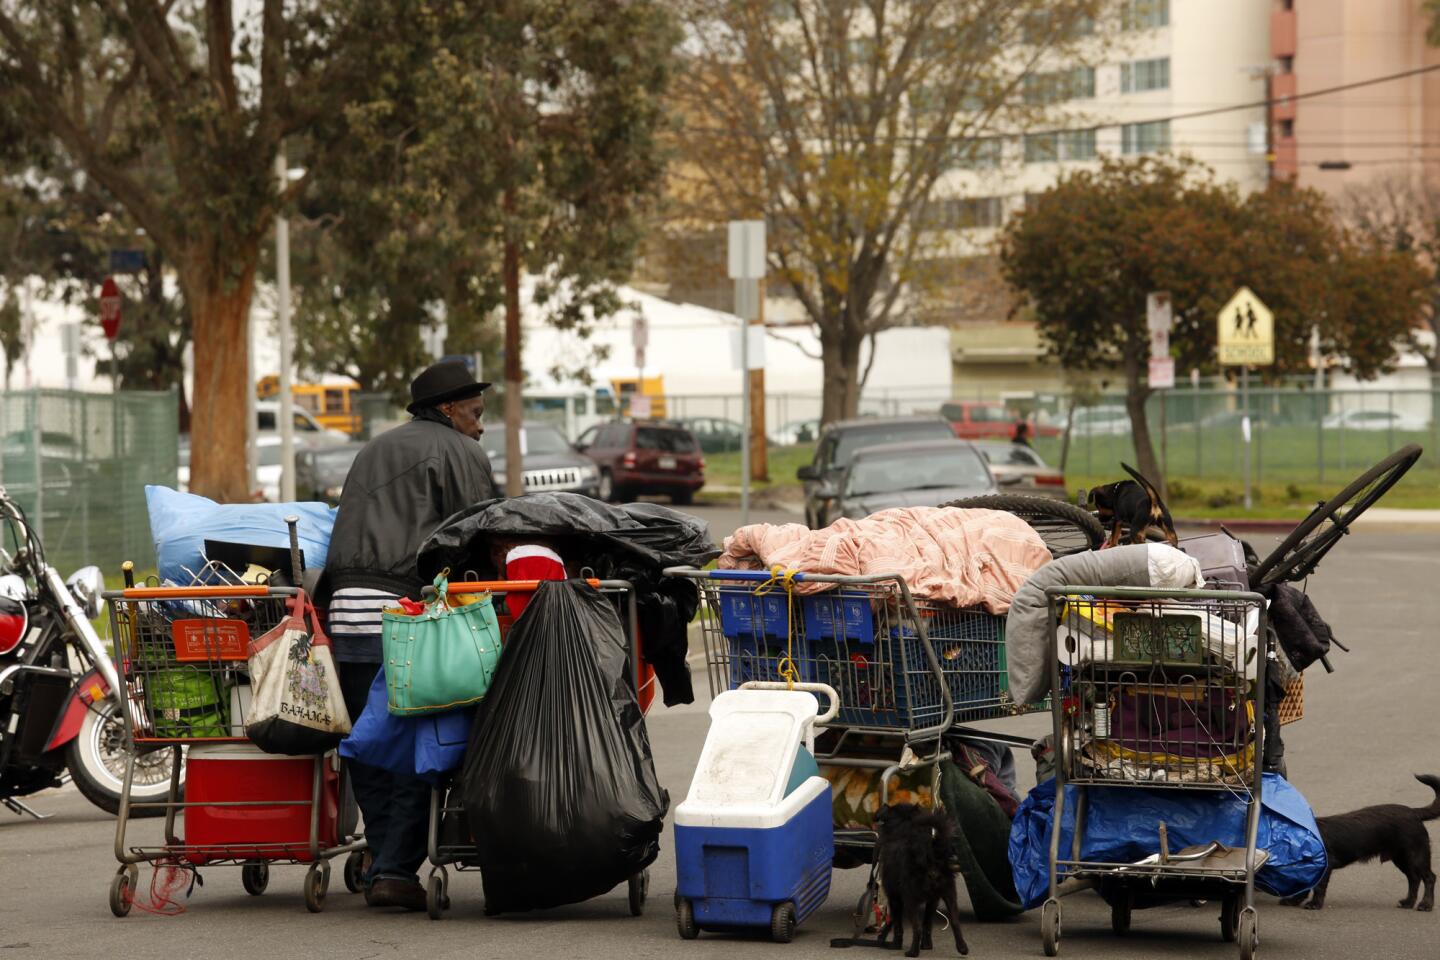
1242, 366, 1252, 510
275, 148, 296, 503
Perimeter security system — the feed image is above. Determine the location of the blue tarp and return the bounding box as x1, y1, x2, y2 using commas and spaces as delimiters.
145, 485, 335, 583
338, 667, 473, 783
1009, 774, 1327, 909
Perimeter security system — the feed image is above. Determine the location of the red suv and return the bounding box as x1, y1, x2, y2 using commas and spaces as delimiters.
577, 420, 705, 505
941, 401, 1060, 440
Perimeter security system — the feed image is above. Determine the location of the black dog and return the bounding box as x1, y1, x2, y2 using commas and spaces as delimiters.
1281, 774, 1440, 912
875, 803, 969, 957
1088, 462, 1178, 547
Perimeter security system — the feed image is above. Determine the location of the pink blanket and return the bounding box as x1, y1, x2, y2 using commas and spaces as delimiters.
719, 507, 1050, 614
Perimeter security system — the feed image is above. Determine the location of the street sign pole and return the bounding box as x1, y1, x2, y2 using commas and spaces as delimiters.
729, 220, 766, 527
1216, 287, 1274, 512
275, 147, 296, 503
1242, 366, 1251, 509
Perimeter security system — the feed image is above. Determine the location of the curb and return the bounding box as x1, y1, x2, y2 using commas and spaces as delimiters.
1176, 518, 1297, 532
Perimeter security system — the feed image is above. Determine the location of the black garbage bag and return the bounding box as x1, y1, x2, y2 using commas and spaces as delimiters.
460, 579, 669, 914
419, 493, 719, 705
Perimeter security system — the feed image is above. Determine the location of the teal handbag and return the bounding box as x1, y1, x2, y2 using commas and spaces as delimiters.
382, 575, 503, 716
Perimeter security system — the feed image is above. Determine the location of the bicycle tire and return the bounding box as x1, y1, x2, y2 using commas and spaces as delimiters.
1250, 444, 1423, 587
941, 494, 1106, 557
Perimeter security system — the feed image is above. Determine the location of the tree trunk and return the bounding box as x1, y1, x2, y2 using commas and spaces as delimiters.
1123, 353, 1163, 490
819, 325, 864, 424
187, 265, 257, 503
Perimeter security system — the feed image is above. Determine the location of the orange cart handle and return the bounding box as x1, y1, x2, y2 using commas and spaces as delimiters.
116, 585, 288, 600
447, 578, 600, 593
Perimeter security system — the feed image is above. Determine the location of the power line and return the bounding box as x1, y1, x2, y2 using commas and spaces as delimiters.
677, 63, 1440, 144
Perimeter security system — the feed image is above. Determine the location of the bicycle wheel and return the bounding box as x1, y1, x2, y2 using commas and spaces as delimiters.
1250, 444, 1422, 587
942, 494, 1105, 557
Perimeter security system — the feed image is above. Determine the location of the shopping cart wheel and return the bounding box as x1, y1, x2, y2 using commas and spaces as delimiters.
108, 866, 136, 918
676, 898, 699, 940
1110, 889, 1132, 935
1220, 895, 1241, 942
853, 882, 878, 936
1238, 907, 1258, 960
771, 902, 797, 944
343, 851, 365, 894
627, 869, 649, 917
1041, 898, 1062, 957
242, 862, 270, 896
304, 862, 329, 914
427, 870, 450, 920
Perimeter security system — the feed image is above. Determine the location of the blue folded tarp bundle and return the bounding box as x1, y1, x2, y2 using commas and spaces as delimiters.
338, 667, 472, 783
145, 485, 335, 584
1008, 774, 1328, 909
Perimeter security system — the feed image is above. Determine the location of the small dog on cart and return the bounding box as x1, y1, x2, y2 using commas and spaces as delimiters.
1088, 462, 1179, 547
875, 803, 969, 956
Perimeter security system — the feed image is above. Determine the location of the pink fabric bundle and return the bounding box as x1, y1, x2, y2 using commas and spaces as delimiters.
718, 507, 1050, 614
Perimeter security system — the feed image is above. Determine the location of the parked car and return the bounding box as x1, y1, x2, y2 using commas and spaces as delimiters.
817, 439, 997, 526
772, 418, 822, 446
1320, 409, 1429, 432
941, 401, 1060, 440
480, 422, 601, 497
797, 416, 958, 528
676, 416, 748, 454
1067, 404, 1131, 436
296, 443, 365, 504
578, 420, 704, 504
970, 440, 1067, 499
255, 401, 351, 448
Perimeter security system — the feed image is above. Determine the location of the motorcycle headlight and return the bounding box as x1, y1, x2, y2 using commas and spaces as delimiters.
66, 565, 105, 620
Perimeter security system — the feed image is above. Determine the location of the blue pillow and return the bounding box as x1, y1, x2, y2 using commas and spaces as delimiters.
145, 485, 335, 584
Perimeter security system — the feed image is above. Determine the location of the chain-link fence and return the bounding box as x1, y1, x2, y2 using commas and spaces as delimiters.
0, 389, 179, 573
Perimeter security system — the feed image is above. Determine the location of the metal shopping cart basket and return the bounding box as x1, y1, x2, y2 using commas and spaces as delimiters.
105, 579, 364, 916
1039, 585, 1268, 959
424, 577, 652, 920
668, 566, 1048, 930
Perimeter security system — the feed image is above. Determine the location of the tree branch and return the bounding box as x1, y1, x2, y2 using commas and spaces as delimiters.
206, 0, 239, 113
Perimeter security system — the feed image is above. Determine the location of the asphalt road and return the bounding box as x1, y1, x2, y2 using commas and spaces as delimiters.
2, 521, 1437, 960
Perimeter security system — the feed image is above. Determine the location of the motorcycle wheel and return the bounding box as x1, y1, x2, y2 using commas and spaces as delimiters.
65, 696, 181, 817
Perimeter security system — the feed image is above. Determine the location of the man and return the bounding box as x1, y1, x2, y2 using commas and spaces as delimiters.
1011, 419, 1032, 447
322, 359, 494, 911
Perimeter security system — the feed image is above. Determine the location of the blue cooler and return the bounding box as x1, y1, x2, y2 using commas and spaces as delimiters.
674, 686, 835, 943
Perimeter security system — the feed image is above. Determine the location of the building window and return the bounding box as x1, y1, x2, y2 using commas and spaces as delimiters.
1279, 118, 1295, 138
1122, 119, 1171, 155
1121, 0, 1169, 31
1026, 129, 1096, 163
1022, 10, 1096, 44
951, 137, 1002, 170
1023, 66, 1096, 105
1120, 57, 1170, 93
1278, 55, 1294, 74
918, 196, 1005, 231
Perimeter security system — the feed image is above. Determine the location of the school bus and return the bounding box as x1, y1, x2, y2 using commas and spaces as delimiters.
256, 375, 363, 436
610, 376, 667, 418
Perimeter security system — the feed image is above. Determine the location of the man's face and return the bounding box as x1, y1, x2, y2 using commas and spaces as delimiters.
441, 395, 486, 440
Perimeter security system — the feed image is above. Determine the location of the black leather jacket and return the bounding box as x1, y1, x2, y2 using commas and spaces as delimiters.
319, 410, 495, 602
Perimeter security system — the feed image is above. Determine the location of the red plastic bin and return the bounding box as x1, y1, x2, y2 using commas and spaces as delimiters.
183, 743, 338, 863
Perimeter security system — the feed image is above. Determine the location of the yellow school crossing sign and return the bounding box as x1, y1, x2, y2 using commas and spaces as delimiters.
1217, 286, 1275, 366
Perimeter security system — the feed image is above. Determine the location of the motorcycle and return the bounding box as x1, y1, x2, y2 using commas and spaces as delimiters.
1, 485, 175, 818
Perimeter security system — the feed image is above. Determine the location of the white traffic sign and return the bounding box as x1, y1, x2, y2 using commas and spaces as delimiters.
1217, 287, 1275, 366
1146, 291, 1172, 333
727, 220, 766, 279
632, 313, 648, 350
1148, 356, 1175, 389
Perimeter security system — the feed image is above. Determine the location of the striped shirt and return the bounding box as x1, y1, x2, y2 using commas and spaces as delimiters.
327, 587, 400, 663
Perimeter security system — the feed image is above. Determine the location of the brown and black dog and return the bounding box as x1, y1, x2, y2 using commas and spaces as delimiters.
1281, 774, 1440, 912
1088, 462, 1179, 547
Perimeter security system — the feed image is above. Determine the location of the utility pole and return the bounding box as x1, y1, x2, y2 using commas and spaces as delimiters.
274, 147, 296, 504
1264, 69, 1275, 184
749, 278, 768, 481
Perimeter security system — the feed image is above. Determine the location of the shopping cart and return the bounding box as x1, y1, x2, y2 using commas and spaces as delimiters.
423, 577, 651, 920
105, 577, 364, 916
1039, 585, 1268, 959
668, 567, 1046, 930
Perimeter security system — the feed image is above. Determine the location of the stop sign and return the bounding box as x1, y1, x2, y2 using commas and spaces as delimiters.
99, 277, 122, 340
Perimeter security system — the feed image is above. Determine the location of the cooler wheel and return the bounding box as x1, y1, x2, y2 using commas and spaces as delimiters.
771, 901, 796, 944
676, 897, 699, 940
242, 862, 269, 896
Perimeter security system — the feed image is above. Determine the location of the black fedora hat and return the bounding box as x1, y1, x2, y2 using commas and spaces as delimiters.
408, 360, 491, 414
